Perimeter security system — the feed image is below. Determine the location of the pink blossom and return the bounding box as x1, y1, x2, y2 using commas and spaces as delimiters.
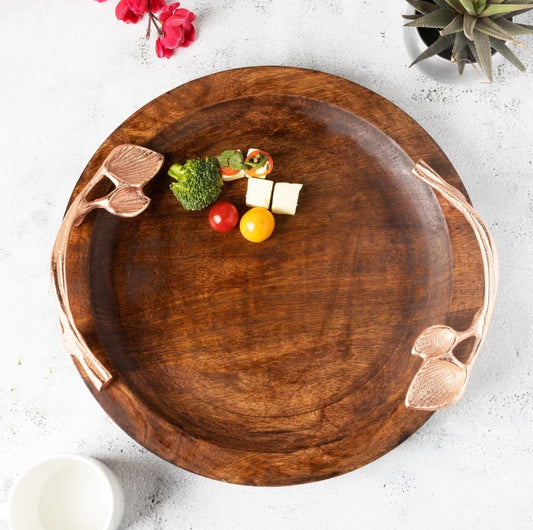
94, 0, 196, 58
156, 3, 196, 58
128, 0, 166, 15
115, 0, 141, 23
115, 0, 166, 24
155, 39, 174, 59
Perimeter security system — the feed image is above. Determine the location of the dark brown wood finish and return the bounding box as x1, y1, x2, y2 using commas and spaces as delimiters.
63, 67, 483, 485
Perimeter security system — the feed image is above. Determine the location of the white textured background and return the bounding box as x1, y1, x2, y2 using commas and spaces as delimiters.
1, 1, 532, 529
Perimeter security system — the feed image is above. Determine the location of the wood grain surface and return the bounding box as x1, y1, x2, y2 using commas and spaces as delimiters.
63, 67, 483, 485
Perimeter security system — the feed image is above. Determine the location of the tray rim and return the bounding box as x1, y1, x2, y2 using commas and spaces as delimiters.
59, 66, 482, 486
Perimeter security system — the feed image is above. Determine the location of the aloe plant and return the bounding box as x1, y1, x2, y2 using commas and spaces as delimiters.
404, 0, 533, 81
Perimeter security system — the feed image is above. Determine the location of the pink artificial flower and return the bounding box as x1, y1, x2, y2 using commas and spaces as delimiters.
156, 3, 196, 58
155, 39, 174, 59
115, 0, 165, 24
129, 0, 166, 15
115, 0, 141, 23
94, 0, 107, 3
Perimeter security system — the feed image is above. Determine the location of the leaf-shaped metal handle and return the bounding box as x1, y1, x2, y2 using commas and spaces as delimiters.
51, 145, 164, 390
406, 160, 499, 411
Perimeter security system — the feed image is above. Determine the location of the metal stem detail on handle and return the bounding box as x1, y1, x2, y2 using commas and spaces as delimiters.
406, 160, 498, 411
51, 145, 164, 391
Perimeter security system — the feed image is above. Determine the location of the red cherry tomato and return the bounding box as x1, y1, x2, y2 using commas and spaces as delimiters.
208, 201, 239, 232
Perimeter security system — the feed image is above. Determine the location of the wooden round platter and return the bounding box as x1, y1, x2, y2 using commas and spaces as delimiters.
62, 67, 483, 486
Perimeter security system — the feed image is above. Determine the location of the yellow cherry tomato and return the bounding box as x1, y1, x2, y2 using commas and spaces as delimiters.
239, 207, 275, 243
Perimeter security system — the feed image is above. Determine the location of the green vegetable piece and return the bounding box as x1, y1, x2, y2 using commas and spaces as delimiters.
216, 149, 244, 170
244, 152, 268, 169
169, 156, 223, 211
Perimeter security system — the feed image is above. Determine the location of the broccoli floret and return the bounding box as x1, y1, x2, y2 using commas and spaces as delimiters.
168, 156, 223, 211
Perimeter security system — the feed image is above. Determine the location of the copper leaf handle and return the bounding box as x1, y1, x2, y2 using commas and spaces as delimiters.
51, 145, 164, 390
406, 160, 499, 411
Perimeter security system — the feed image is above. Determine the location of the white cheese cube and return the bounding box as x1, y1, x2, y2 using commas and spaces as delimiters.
271, 182, 303, 215
246, 177, 274, 208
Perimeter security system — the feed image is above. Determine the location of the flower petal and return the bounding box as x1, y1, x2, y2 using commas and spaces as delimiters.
181, 25, 196, 46
160, 2, 182, 21
156, 38, 174, 58
126, 0, 148, 16
115, 0, 141, 23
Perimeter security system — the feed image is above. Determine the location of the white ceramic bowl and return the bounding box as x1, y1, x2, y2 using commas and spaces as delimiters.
1, 454, 124, 530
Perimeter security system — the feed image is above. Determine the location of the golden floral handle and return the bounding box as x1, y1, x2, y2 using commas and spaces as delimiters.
51, 145, 164, 390
406, 160, 499, 411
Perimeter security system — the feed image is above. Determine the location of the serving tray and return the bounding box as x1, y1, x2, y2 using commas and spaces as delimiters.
53, 67, 491, 486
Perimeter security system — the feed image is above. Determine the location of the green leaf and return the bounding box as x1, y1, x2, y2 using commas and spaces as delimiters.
444, 0, 468, 13
216, 149, 244, 170
441, 14, 466, 34
463, 12, 478, 38
452, 31, 470, 73
432, 0, 451, 6
458, 0, 478, 14
476, 16, 519, 40
516, 22, 533, 30
492, 9, 533, 21
473, 30, 493, 80
495, 16, 533, 34
243, 152, 268, 170
409, 33, 456, 66
452, 30, 470, 55
473, 0, 487, 13
405, 0, 441, 14
466, 40, 486, 77
490, 36, 527, 70
404, 8, 457, 28
481, 3, 533, 16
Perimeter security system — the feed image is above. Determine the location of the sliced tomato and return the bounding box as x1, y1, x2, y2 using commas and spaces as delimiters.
220, 166, 242, 177
244, 149, 273, 178
219, 165, 245, 182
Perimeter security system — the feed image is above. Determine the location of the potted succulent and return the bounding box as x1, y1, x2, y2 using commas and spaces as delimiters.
403, 0, 533, 81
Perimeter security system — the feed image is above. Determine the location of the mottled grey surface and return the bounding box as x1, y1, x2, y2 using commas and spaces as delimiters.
1, 1, 532, 529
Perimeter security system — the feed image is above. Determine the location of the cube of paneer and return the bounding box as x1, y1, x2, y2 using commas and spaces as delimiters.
246, 177, 274, 208
271, 182, 303, 215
